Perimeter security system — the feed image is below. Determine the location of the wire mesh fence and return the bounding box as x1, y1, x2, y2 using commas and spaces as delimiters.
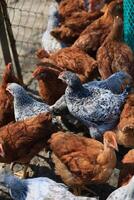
0, 0, 50, 82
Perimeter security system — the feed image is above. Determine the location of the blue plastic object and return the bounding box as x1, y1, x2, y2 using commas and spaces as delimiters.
123, 0, 134, 51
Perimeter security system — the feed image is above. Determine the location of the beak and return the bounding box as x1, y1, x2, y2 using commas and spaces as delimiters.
111, 135, 119, 151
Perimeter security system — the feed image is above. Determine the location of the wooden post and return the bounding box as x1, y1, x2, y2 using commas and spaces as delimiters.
0, 4, 12, 65
0, 0, 23, 82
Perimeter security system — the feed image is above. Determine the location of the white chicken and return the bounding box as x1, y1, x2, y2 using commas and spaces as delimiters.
42, 1, 66, 53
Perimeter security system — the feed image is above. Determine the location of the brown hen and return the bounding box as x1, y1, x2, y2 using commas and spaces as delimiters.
49, 131, 118, 194
38, 47, 98, 83
0, 113, 54, 164
72, 0, 123, 53
90, 0, 114, 12
36, 47, 98, 83
0, 63, 20, 127
96, 16, 134, 79
116, 93, 134, 148
118, 149, 134, 187
58, 0, 86, 21
33, 65, 66, 105
51, 10, 103, 44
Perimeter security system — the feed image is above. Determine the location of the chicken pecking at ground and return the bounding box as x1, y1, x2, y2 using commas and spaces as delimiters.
106, 176, 134, 200
0, 112, 55, 177
72, 0, 123, 54
116, 93, 134, 148
6, 83, 49, 121
0, 63, 20, 127
49, 131, 118, 195
58, 71, 129, 139
118, 149, 134, 188
96, 16, 134, 79
0, 169, 99, 200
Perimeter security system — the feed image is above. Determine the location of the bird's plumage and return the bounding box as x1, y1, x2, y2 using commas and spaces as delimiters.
42, 1, 66, 53
59, 71, 128, 138
50, 71, 132, 114
106, 176, 134, 200
84, 71, 133, 94
6, 83, 49, 121
0, 172, 98, 200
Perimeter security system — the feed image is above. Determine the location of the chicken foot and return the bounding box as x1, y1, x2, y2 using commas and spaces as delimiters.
10, 162, 29, 179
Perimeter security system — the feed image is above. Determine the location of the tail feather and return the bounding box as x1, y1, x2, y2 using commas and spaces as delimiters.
120, 85, 131, 102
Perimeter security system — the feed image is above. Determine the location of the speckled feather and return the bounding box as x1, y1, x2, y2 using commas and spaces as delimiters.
0, 173, 99, 200
59, 71, 128, 138
106, 176, 134, 200
50, 71, 132, 114
84, 71, 132, 94
6, 83, 49, 121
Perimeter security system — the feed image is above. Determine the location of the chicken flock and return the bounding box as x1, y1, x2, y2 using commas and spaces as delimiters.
0, 0, 134, 199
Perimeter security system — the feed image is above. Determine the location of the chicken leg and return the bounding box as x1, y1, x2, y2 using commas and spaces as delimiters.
10, 162, 29, 179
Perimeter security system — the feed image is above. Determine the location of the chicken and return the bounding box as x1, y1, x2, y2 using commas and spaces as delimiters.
0, 63, 20, 127
89, 0, 114, 12
49, 131, 118, 194
58, 0, 87, 21
42, 1, 66, 53
118, 149, 134, 187
72, 0, 123, 53
38, 47, 98, 83
106, 176, 134, 200
90, 0, 105, 12
96, 16, 134, 79
59, 71, 129, 139
51, 10, 103, 45
0, 170, 99, 200
50, 71, 132, 116
6, 83, 49, 121
84, 71, 133, 94
33, 65, 66, 105
0, 113, 54, 165
116, 94, 134, 148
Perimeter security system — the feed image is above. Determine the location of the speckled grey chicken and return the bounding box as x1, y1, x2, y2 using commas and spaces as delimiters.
6, 83, 49, 121
58, 71, 129, 139
0, 170, 98, 200
50, 71, 132, 114
84, 71, 133, 94
106, 176, 134, 200
96, 16, 134, 79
